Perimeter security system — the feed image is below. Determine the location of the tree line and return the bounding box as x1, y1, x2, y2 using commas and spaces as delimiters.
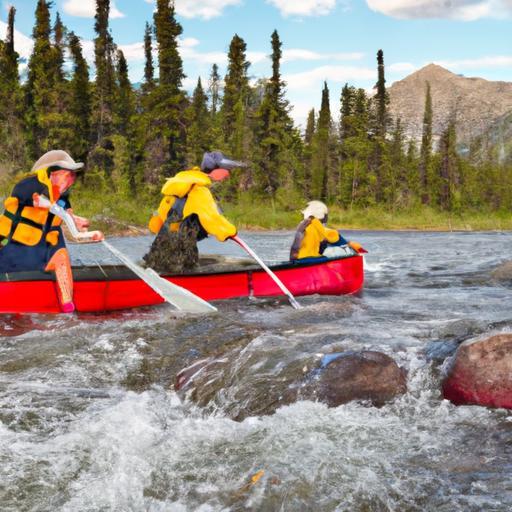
1, 0, 511, 213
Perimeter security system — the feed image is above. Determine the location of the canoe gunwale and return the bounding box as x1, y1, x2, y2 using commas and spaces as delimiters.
0, 254, 360, 283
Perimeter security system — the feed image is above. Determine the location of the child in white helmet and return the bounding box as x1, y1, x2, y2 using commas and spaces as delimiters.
289, 200, 347, 260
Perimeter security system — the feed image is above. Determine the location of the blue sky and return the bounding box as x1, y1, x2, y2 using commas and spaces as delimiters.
1, 0, 512, 125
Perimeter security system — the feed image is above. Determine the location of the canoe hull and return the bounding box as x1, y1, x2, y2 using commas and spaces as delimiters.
0, 255, 363, 314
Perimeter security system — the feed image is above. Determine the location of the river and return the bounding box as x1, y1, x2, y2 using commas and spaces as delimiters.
0, 231, 511, 511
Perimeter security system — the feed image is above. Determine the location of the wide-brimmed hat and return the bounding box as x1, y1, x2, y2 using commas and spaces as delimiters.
31, 150, 84, 173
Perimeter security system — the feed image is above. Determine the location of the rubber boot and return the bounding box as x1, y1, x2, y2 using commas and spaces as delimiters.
45, 248, 75, 313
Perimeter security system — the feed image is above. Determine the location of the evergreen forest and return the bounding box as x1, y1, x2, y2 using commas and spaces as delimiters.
1, 0, 512, 231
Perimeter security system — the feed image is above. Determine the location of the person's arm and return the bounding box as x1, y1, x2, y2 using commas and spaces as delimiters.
186, 186, 236, 242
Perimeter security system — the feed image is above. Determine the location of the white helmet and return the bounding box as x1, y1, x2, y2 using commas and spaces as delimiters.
302, 200, 328, 221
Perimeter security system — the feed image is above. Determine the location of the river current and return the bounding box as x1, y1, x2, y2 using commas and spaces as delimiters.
0, 231, 511, 511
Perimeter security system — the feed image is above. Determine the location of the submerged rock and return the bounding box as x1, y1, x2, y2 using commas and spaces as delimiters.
490, 261, 512, 284
442, 333, 512, 410
301, 351, 407, 407
174, 349, 407, 419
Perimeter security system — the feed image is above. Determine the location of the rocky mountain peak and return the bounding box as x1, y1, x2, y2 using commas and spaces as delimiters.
388, 63, 512, 146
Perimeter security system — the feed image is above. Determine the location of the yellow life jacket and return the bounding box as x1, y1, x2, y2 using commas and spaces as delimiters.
291, 217, 340, 259
0, 168, 64, 246
149, 167, 236, 242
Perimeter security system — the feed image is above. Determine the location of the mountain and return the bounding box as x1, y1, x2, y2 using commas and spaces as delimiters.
388, 64, 512, 147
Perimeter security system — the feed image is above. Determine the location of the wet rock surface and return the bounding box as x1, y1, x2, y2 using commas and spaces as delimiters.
302, 351, 408, 407
442, 333, 512, 409
490, 260, 512, 284
174, 348, 407, 420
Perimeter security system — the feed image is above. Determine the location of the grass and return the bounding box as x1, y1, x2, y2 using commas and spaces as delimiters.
2, 175, 512, 233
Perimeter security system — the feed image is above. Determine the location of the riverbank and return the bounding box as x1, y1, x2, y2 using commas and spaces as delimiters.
74, 197, 512, 234
2, 177, 511, 234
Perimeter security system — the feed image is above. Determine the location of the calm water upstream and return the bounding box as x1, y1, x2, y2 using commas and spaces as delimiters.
0, 231, 511, 511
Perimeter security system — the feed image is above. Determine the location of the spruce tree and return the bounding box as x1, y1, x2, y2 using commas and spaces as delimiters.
68, 32, 91, 162
208, 64, 221, 115
311, 82, 333, 201
370, 49, 390, 203
419, 82, 433, 204
149, 0, 187, 175
438, 119, 459, 210
303, 108, 316, 198
25, 0, 53, 157
254, 30, 292, 197
221, 34, 250, 144
91, 0, 116, 145
143, 22, 155, 93
115, 49, 135, 137
0, 6, 26, 170
186, 78, 211, 165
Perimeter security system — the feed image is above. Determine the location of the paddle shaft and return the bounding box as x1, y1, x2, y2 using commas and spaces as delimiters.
232, 235, 302, 310
102, 240, 217, 313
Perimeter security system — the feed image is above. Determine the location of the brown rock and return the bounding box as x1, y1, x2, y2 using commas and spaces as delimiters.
309, 351, 407, 407
442, 333, 512, 409
490, 261, 512, 284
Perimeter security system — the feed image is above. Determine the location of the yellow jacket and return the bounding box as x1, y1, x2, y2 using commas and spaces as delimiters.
293, 217, 340, 259
0, 168, 65, 246
149, 167, 236, 242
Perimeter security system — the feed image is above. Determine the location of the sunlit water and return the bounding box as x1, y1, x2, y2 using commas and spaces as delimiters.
1, 231, 511, 511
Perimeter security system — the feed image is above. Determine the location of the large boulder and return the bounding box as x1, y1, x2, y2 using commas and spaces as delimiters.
302, 351, 407, 407
442, 333, 512, 409
174, 350, 407, 419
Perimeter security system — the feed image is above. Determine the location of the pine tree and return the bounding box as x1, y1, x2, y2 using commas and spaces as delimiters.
370, 49, 390, 203
114, 50, 135, 137
208, 63, 221, 115
0, 6, 26, 170
91, 0, 116, 145
339, 88, 372, 208
25, 0, 54, 157
438, 119, 459, 210
419, 82, 433, 204
68, 32, 91, 162
148, 0, 187, 176
143, 22, 155, 93
254, 30, 292, 197
311, 82, 333, 201
221, 34, 250, 144
303, 108, 316, 197
185, 77, 211, 166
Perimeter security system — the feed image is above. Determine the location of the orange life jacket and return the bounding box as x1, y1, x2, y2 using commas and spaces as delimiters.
0, 168, 64, 246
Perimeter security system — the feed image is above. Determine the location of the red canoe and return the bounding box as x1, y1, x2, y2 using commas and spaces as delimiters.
0, 254, 364, 314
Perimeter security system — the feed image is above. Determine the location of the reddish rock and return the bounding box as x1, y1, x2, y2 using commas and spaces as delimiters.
442, 334, 512, 410
309, 351, 407, 407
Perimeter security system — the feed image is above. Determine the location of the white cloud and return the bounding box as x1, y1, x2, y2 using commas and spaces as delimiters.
366, 0, 512, 21
163, 0, 243, 19
435, 55, 512, 69
388, 62, 417, 73
63, 0, 125, 19
284, 65, 376, 91
0, 20, 33, 60
267, 0, 338, 16
283, 49, 364, 63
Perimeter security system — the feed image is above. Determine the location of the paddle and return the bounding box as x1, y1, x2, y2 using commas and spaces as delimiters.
101, 241, 217, 313
36, 195, 216, 313
231, 235, 302, 310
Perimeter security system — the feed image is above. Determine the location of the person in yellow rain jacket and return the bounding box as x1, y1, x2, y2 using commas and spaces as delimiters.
289, 200, 365, 261
143, 151, 244, 273
0, 150, 104, 313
